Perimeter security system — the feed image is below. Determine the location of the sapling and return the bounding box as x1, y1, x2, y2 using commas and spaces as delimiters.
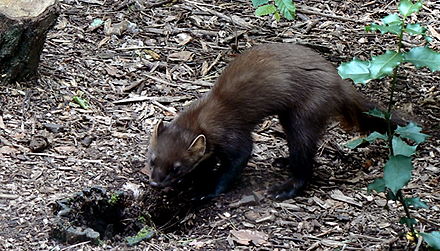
337, 0, 439, 249
251, 0, 296, 21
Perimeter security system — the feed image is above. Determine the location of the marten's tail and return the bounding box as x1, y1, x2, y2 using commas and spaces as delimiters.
338, 84, 407, 134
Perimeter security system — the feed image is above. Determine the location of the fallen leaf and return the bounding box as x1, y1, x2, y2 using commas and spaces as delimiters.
230, 229, 268, 246
89, 18, 104, 31
0, 146, 19, 155
105, 65, 121, 77
104, 19, 130, 36
55, 16, 69, 30
145, 50, 161, 60
140, 167, 151, 176
175, 33, 192, 46
200, 61, 209, 76
168, 51, 193, 62
189, 240, 209, 249
0, 115, 5, 129
428, 25, 440, 40
54, 146, 77, 154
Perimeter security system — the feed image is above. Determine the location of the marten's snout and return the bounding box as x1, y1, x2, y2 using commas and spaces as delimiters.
150, 167, 169, 188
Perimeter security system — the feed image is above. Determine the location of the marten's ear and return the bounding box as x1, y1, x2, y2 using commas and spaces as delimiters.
151, 119, 165, 146
187, 134, 206, 157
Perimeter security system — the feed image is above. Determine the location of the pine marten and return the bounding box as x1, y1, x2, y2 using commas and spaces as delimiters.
147, 43, 405, 200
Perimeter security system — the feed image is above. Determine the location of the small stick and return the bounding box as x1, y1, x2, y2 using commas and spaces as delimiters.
152, 101, 177, 116
144, 74, 180, 87
297, 8, 364, 23
203, 52, 223, 76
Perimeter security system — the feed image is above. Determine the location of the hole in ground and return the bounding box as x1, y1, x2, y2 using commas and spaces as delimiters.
50, 186, 204, 246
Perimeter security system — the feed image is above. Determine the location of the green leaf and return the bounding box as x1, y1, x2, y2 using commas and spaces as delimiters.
405, 23, 425, 35
399, 217, 417, 227
345, 137, 366, 149
274, 0, 296, 20
425, 35, 433, 42
89, 18, 104, 29
364, 108, 386, 119
404, 47, 440, 72
368, 178, 385, 193
366, 14, 403, 35
72, 96, 90, 109
383, 155, 413, 195
420, 231, 440, 250
366, 131, 388, 142
395, 122, 428, 144
274, 11, 281, 21
369, 50, 403, 79
255, 4, 277, 16
337, 58, 371, 84
404, 197, 429, 209
399, 0, 423, 17
382, 13, 402, 25
392, 136, 417, 156
126, 226, 155, 246
252, 0, 269, 7
344, 131, 386, 149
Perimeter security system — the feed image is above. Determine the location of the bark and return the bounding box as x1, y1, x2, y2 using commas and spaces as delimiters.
0, 0, 59, 84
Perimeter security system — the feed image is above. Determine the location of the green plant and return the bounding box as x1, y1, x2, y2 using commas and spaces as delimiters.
126, 226, 155, 246
338, 0, 439, 249
72, 91, 90, 109
108, 193, 120, 205
251, 0, 296, 21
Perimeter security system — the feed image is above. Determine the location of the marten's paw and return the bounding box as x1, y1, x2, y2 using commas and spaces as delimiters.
268, 178, 307, 201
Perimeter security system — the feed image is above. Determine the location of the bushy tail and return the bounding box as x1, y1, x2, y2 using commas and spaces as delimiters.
338, 85, 407, 134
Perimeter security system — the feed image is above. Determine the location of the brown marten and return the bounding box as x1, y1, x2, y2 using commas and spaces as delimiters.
147, 44, 405, 200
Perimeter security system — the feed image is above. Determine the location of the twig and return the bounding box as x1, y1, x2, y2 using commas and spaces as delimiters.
61, 241, 91, 251
152, 101, 177, 115
114, 95, 190, 105
414, 225, 425, 251
203, 52, 223, 76
297, 7, 364, 23
0, 193, 19, 200
115, 45, 177, 51
123, 79, 145, 92
144, 74, 180, 87
185, 0, 254, 29
146, 0, 176, 8
26, 152, 68, 159
414, 215, 440, 228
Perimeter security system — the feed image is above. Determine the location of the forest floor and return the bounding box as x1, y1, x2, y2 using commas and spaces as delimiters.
1, 0, 439, 250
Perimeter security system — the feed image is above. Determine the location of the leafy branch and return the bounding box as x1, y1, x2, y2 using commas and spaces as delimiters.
251, 0, 296, 21
338, 0, 439, 249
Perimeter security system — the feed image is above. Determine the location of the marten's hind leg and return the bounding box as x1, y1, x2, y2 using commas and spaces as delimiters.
269, 110, 326, 200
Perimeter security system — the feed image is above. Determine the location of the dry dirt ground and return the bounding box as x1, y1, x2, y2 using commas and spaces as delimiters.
1, 0, 439, 250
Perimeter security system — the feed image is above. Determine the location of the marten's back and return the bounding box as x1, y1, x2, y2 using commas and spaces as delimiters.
193, 44, 351, 127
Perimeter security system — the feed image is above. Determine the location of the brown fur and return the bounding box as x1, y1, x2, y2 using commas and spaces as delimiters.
148, 44, 405, 200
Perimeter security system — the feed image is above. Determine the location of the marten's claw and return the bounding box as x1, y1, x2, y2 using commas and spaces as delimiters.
268, 178, 307, 201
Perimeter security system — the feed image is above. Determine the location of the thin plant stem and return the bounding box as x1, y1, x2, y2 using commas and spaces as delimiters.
386, 18, 405, 154
388, 16, 417, 239
397, 190, 416, 235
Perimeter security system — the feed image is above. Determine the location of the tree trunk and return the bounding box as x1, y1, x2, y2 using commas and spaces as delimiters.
0, 0, 59, 84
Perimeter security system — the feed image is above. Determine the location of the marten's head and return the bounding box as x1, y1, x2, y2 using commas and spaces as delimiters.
147, 120, 208, 190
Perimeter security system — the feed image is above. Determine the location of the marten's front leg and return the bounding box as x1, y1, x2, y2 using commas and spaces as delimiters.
207, 132, 253, 198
